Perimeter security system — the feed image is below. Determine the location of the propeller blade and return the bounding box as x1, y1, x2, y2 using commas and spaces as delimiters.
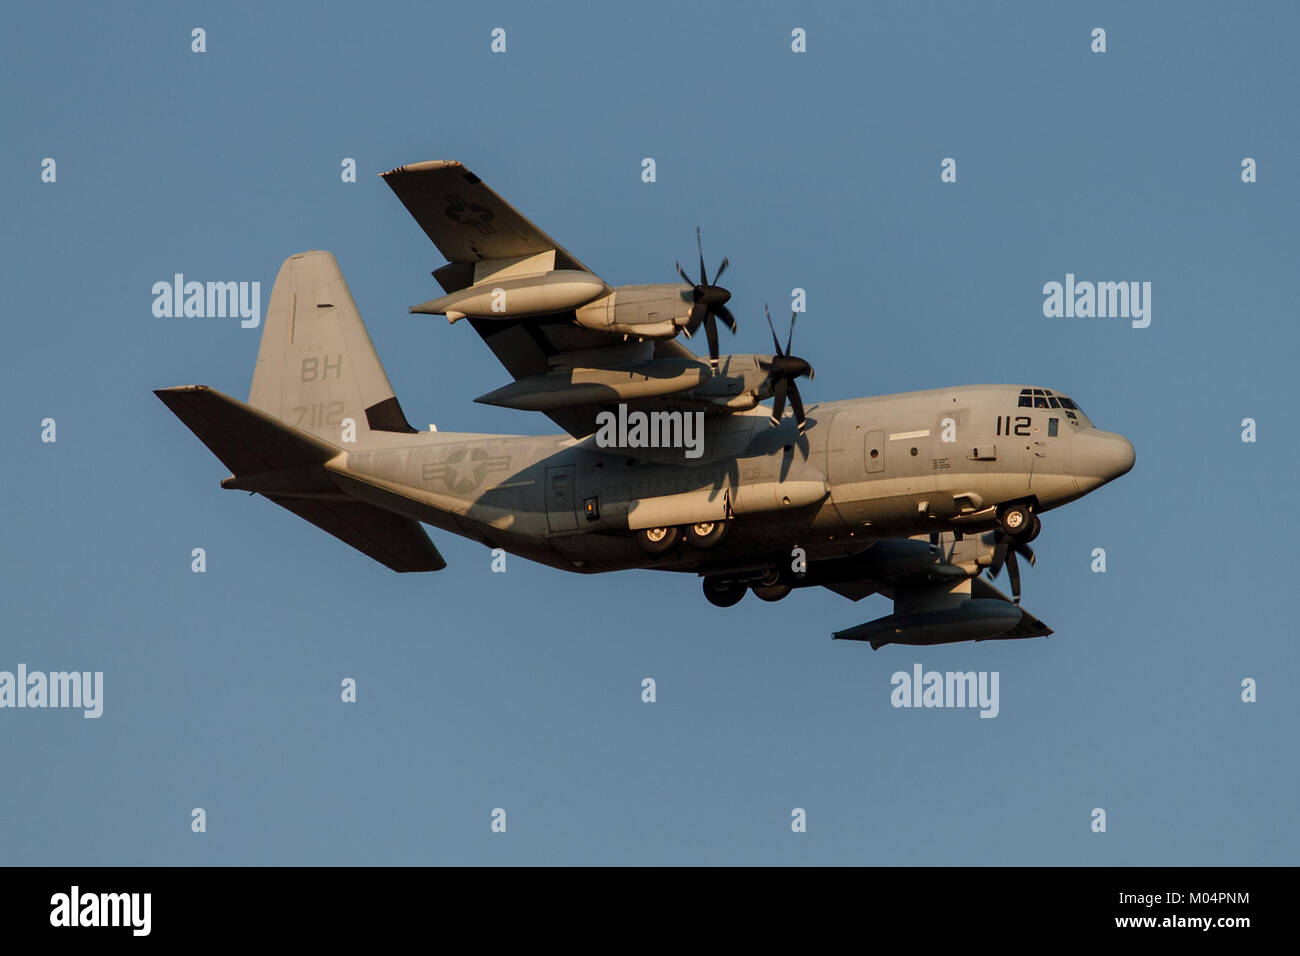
1006, 548, 1022, 603
685, 301, 706, 336
788, 381, 807, 431
988, 528, 1035, 602
989, 538, 1009, 578
765, 305, 783, 356
786, 310, 797, 357
676, 230, 733, 362
770, 378, 788, 425
715, 304, 738, 333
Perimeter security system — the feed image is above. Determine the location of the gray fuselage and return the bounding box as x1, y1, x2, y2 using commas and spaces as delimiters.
332, 383, 1135, 577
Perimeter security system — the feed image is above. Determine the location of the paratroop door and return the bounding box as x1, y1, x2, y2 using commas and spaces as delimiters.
545, 465, 577, 533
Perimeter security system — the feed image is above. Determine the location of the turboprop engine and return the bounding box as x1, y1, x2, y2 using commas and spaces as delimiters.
413, 276, 692, 339
573, 284, 693, 338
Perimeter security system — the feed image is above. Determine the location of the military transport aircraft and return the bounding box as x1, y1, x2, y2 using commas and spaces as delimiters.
155, 160, 1135, 649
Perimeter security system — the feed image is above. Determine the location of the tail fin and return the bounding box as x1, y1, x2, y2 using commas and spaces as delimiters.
249, 250, 418, 444
154, 250, 446, 574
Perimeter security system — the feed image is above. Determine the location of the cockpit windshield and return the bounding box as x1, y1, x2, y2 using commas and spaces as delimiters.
1017, 387, 1084, 420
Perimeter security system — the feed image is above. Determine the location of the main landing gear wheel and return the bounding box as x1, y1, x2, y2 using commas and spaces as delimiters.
752, 583, 792, 602
1022, 514, 1042, 543
997, 504, 1033, 538
703, 577, 746, 608
636, 526, 680, 555
685, 520, 729, 550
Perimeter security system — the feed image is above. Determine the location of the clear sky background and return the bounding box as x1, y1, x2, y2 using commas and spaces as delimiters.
3, 1, 1296, 865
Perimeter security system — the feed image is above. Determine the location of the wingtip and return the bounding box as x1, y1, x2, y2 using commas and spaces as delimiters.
380, 159, 464, 178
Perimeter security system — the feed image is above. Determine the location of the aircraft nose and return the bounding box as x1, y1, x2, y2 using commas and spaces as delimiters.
1073, 429, 1136, 490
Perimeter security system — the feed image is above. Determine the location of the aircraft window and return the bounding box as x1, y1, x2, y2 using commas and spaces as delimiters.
910, 447, 918, 456
1065, 410, 1078, 420
1032, 389, 1045, 396
870, 448, 879, 459
1058, 397, 1078, 410
1048, 418, 1059, 437
1017, 396, 1032, 407
1048, 396, 1060, 408
1019, 388, 1031, 395
1034, 397, 1049, 408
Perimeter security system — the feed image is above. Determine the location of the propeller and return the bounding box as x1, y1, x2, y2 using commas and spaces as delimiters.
987, 531, 1036, 604
762, 306, 816, 433
676, 227, 737, 364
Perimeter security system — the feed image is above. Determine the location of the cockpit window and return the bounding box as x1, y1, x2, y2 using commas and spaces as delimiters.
1020, 388, 1085, 417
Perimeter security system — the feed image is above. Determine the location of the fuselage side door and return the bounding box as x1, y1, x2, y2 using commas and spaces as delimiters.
545, 465, 578, 534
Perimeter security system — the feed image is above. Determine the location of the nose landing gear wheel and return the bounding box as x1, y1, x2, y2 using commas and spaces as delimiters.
703, 577, 746, 607
636, 526, 680, 555
685, 520, 729, 550
997, 503, 1033, 537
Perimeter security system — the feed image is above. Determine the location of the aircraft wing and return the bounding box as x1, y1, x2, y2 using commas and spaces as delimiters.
466, 319, 703, 437
381, 160, 601, 278
817, 537, 1053, 648
831, 573, 1052, 631
382, 160, 737, 439
969, 576, 1053, 639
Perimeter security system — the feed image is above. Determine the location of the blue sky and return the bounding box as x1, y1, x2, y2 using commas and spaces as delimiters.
2, 1, 1296, 865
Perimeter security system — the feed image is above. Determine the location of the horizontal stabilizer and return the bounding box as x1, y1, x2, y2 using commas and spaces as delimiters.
156, 385, 446, 573
154, 385, 337, 475
264, 496, 446, 573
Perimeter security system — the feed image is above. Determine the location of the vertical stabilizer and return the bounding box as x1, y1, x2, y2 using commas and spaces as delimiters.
249, 250, 417, 444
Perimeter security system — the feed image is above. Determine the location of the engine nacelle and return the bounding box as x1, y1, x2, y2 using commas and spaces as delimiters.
411, 270, 607, 321
574, 284, 692, 338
